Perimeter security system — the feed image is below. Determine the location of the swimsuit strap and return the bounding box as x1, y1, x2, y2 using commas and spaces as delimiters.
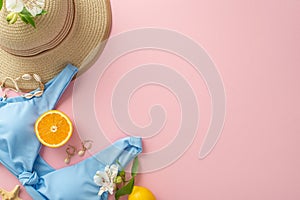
42, 64, 78, 109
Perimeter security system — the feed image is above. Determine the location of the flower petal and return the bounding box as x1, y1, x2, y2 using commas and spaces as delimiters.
104, 165, 110, 173
23, 0, 44, 16
34, 0, 45, 7
98, 187, 106, 196
110, 164, 119, 177
25, 6, 41, 16
94, 165, 118, 196
108, 185, 115, 195
6, 0, 24, 13
94, 171, 109, 186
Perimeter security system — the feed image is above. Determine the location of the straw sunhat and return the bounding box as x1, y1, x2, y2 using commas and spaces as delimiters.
0, 0, 112, 90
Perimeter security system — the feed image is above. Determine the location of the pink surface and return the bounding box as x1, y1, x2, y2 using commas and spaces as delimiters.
1, 0, 300, 199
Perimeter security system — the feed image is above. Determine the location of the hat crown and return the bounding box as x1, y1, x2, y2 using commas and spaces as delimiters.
0, 0, 74, 57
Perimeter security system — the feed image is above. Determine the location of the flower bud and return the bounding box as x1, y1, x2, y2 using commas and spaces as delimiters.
6, 12, 18, 24
119, 170, 125, 177
114, 176, 123, 184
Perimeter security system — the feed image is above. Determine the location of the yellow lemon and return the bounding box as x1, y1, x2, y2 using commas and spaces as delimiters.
128, 186, 156, 200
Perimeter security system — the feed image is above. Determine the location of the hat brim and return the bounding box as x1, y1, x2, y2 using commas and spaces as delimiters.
0, 0, 112, 90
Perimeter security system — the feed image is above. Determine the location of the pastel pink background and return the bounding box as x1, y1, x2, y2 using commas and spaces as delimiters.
1, 0, 299, 199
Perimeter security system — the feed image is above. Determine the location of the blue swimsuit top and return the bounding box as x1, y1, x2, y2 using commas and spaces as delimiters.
0, 64, 142, 200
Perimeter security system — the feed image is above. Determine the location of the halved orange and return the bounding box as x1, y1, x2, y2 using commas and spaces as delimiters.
35, 110, 73, 148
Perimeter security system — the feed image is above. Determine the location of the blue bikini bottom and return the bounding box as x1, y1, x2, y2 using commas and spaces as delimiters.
25, 137, 142, 200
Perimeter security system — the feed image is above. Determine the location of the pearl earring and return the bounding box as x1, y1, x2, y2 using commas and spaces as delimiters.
78, 140, 93, 157
64, 145, 77, 164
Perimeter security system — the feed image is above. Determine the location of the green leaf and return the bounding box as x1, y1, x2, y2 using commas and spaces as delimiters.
19, 14, 29, 24
36, 10, 47, 16
26, 16, 35, 28
131, 156, 139, 177
0, 0, 3, 11
21, 8, 32, 16
20, 13, 36, 28
115, 178, 135, 200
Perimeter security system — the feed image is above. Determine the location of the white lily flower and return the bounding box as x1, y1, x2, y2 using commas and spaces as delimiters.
94, 164, 119, 196
6, 0, 24, 13
5, 0, 45, 17
23, 0, 45, 16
